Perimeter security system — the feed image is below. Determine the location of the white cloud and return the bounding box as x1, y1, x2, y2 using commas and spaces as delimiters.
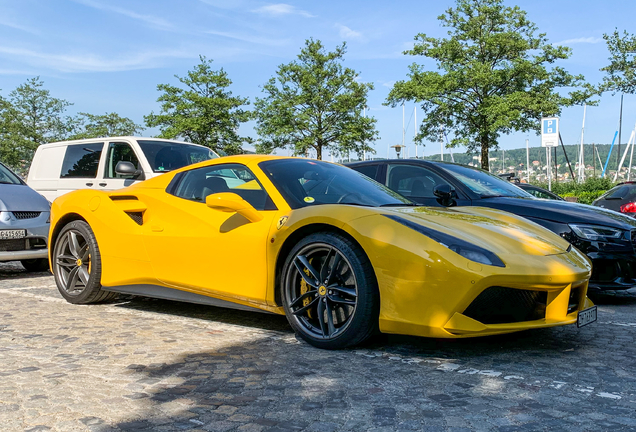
381, 80, 396, 88
252, 4, 314, 18
336, 24, 363, 41
206, 30, 289, 46
0, 19, 39, 35
71, 0, 173, 30
555, 37, 602, 45
0, 46, 193, 73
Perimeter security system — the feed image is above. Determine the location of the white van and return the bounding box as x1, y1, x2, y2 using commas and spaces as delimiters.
27, 137, 219, 202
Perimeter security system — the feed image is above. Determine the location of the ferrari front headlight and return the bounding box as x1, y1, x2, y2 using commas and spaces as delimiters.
569, 224, 625, 241
385, 215, 505, 268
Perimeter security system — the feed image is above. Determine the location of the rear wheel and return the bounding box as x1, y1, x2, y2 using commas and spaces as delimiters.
20, 258, 49, 272
281, 232, 379, 349
52, 220, 117, 304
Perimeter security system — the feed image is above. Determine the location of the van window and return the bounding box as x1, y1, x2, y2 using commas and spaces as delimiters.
60, 143, 104, 178
136, 140, 217, 172
105, 142, 141, 179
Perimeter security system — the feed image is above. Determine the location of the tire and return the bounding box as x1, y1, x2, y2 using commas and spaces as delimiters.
281, 232, 379, 349
52, 220, 117, 304
20, 258, 50, 272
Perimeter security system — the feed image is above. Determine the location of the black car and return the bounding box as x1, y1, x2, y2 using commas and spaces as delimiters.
593, 182, 636, 216
348, 159, 636, 291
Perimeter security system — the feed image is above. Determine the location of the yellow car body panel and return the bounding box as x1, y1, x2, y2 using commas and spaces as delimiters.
49, 155, 593, 339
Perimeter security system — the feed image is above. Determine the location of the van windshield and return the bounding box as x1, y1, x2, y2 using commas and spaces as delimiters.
136, 140, 219, 172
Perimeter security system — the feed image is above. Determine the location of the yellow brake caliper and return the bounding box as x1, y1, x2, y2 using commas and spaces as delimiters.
300, 267, 313, 319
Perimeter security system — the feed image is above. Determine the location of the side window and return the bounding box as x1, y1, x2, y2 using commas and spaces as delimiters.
606, 185, 629, 199
60, 143, 104, 178
105, 142, 141, 179
351, 164, 379, 180
386, 164, 449, 198
171, 163, 276, 211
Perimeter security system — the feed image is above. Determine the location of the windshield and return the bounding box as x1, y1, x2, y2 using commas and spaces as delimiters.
0, 163, 24, 185
259, 159, 414, 209
136, 140, 219, 172
440, 164, 534, 198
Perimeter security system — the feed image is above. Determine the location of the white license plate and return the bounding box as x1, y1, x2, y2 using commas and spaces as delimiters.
0, 229, 26, 240
577, 306, 597, 328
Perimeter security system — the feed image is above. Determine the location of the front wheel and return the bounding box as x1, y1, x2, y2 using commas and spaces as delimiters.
281, 232, 379, 349
52, 220, 117, 304
21, 258, 50, 272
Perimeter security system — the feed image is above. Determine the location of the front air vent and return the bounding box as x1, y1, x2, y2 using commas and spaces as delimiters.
126, 212, 143, 225
110, 195, 139, 201
12, 211, 41, 220
463, 286, 547, 324
0, 239, 26, 252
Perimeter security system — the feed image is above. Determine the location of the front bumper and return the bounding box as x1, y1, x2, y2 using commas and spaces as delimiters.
0, 211, 49, 263
588, 253, 636, 290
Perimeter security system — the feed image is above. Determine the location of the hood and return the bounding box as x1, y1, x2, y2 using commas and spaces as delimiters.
0, 184, 50, 212
388, 205, 572, 256
475, 197, 636, 230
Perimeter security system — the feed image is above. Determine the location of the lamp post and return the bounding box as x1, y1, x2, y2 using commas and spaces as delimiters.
391, 144, 405, 159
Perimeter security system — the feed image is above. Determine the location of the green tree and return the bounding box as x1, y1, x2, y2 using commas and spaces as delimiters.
254, 39, 377, 160
600, 29, 636, 94
0, 77, 76, 169
70, 112, 144, 140
386, 0, 593, 171
145, 56, 251, 155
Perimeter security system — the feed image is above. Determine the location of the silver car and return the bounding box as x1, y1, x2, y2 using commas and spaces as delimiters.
0, 162, 50, 271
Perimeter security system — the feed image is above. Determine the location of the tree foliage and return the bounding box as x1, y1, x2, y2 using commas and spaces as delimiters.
70, 112, 144, 140
386, 0, 593, 170
0, 77, 76, 169
600, 29, 636, 94
254, 39, 377, 160
145, 56, 251, 155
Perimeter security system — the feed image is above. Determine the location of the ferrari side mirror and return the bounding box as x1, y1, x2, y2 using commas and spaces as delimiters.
206, 192, 263, 223
434, 184, 456, 207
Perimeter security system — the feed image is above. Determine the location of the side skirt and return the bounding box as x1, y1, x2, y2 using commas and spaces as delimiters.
102, 284, 274, 314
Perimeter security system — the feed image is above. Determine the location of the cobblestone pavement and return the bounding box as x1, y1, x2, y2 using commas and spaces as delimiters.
1, 262, 636, 432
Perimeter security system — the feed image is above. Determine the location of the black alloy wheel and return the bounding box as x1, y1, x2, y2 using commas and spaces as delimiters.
53, 220, 116, 304
282, 232, 379, 349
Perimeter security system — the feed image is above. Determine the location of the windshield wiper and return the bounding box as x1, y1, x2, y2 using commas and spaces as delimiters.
379, 203, 418, 207
479, 194, 509, 198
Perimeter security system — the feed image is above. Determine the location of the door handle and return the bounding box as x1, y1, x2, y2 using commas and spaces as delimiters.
98, 183, 107, 187
85, 182, 93, 186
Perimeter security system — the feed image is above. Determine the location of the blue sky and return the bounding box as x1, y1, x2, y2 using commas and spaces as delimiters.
0, 0, 634, 159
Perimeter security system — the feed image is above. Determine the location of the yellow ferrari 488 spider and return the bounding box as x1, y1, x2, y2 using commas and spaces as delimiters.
49, 155, 595, 349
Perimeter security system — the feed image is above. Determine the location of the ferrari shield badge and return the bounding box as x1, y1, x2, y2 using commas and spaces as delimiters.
277, 216, 289, 230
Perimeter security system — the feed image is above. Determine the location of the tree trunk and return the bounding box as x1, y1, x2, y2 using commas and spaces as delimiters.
316, 145, 322, 160
480, 138, 489, 171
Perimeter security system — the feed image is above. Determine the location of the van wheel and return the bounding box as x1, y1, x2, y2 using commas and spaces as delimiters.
52, 220, 117, 304
20, 259, 49, 272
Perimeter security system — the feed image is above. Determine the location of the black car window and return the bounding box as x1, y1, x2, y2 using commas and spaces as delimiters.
386, 164, 449, 198
60, 143, 104, 178
440, 163, 533, 198
605, 185, 630, 199
0, 163, 23, 185
351, 164, 379, 180
104, 142, 141, 179
170, 163, 276, 211
136, 140, 218, 172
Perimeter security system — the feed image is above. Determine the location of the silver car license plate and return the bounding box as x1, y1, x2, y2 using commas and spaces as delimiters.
0, 229, 26, 240
577, 306, 597, 328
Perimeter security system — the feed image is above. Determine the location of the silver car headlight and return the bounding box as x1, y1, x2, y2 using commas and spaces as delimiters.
569, 224, 625, 241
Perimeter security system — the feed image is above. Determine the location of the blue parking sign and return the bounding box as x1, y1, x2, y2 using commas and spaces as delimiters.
543, 119, 555, 134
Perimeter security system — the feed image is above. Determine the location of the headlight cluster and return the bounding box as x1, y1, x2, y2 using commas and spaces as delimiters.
569, 224, 626, 242
385, 215, 505, 267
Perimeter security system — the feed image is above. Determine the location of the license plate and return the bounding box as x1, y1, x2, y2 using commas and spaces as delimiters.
577, 306, 597, 328
0, 229, 26, 240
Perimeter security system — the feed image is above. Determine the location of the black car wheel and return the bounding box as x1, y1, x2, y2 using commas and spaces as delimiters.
282, 232, 379, 349
53, 220, 117, 304
20, 258, 50, 272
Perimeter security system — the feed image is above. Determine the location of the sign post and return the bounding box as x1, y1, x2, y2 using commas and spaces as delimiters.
542, 117, 559, 191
